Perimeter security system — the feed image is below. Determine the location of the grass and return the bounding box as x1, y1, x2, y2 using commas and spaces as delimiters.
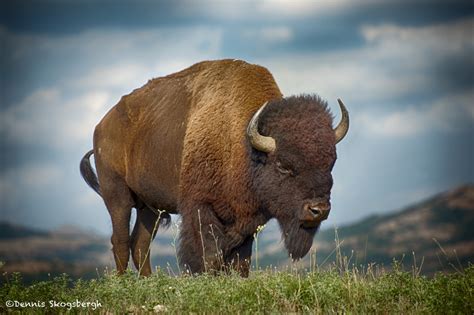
1, 263, 473, 314
1, 226, 472, 314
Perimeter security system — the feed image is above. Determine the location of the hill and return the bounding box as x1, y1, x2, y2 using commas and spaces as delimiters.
0, 185, 472, 281
2, 266, 473, 314
257, 184, 474, 274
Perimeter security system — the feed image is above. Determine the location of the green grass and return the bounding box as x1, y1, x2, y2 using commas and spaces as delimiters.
1, 264, 473, 314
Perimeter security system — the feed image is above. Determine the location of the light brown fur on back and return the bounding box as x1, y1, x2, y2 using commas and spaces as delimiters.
94, 59, 282, 214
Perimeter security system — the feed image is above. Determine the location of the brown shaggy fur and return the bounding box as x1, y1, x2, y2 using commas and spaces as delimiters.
80, 59, 341, 276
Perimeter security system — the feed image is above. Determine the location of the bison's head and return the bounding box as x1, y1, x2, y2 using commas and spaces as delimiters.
247, 94, 349, 259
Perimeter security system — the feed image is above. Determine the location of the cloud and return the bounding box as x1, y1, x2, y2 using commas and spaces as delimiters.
347, 17, 474, 138
242, 26, 293, 43
2, 26, 223, 106
256, 0, 362, 16
72, 64, 150, 90
1, 25, 225, 151
3, 26, 222, 60
355, 91, 474, 137
180, 0, 418, 19
258, 17, 473, 117
0, 163, 63, 210
0, 159, 111, 232
17, 164, 63, 188
361, 18, 473, 51
0, 177, 15, 211
0, 88, 110, 150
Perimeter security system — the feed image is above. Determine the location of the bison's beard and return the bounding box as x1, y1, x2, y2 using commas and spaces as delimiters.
279, 219, 319, 260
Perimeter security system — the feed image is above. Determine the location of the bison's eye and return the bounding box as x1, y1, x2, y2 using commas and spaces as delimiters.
276, 161, 294, 176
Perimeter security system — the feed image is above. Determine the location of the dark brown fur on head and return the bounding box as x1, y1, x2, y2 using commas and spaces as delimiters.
250, 94, 336, 259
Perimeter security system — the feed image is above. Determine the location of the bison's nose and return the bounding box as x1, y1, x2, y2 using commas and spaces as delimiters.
302, 202, 331, 224
309, 205, 329, 219
308, 204, 330, 220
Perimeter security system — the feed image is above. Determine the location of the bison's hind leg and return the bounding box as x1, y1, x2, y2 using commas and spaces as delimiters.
98, 169, 134, 274
130, 207, 161, 276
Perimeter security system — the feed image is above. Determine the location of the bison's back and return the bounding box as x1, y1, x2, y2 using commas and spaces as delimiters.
93, 59, 282, 213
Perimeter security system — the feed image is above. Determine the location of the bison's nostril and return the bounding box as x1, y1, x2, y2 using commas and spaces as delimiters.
309, 207, 322, 217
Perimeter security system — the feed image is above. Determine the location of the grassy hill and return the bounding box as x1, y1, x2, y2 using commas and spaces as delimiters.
1, 265, 472, 314
0, 185, 473, 313
0, 185, 472, 282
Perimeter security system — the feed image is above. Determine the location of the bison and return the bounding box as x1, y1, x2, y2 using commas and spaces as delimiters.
80, 59, 349, 276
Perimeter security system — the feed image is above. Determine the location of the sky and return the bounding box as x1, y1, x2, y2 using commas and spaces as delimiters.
1, 0, 473, 235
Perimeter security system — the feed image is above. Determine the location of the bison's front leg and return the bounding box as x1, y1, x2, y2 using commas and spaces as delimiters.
223, 214, 268, 276
225, 236, 254, 277
178, 203, 231, 274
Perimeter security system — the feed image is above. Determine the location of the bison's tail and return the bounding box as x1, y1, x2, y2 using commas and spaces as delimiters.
80, 149, 101, 196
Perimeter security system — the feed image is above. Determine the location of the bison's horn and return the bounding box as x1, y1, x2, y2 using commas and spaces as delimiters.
334, 98, 349, 144
247, 101, 276, 153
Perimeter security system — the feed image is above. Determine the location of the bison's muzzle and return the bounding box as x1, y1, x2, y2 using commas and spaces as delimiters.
300, 201, 331, 228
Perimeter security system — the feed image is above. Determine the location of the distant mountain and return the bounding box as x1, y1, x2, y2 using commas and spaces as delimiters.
0, 221, 179, 282
0, 222, 49, 239
0, 223, 112, 282
0, 185, 472, 282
